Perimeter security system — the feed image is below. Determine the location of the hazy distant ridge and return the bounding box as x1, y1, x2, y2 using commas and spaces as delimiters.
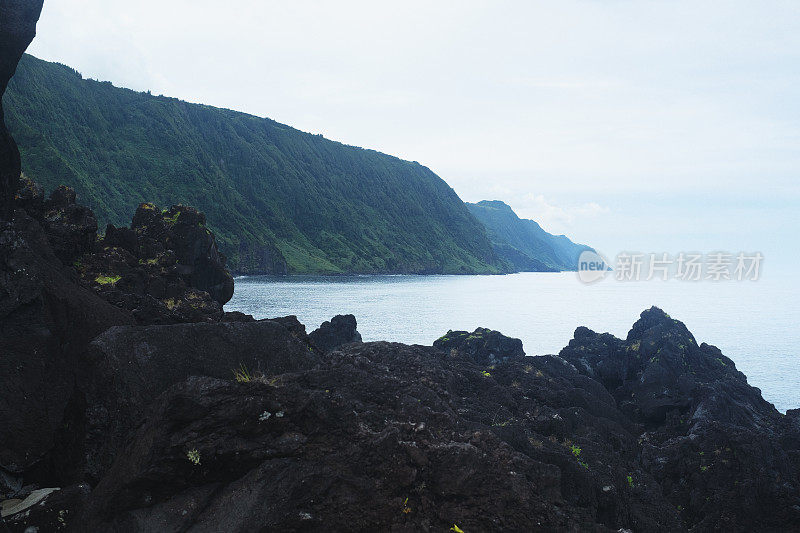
467, 200, 593, 271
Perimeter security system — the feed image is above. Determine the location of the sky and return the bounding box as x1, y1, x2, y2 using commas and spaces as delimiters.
27, 0, 800, 270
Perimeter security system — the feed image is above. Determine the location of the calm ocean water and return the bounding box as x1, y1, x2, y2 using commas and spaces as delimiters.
227, 272, 799, 413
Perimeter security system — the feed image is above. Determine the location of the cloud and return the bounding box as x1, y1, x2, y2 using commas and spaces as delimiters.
514, 194, 610, 235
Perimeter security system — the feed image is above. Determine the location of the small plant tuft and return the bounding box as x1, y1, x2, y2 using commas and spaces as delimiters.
233, 363, 253, 383
163, 210, 181, 224
186, 449, 201, 465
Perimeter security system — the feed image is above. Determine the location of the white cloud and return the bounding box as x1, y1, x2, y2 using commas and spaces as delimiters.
514, 194, 610, 235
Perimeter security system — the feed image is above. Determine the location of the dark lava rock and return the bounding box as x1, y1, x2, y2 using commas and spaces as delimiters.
0, 0, 43, 220
77, 319, 320, 482
434, 327, 525, 366
1, 174, 243, 506
74, 202, 234, 324
132, 203, 234, 305
79, 238, 226, 325
12, 174, 43, 219
223, 310, 256, 322
5, 296, 800, 531
78, 343, 680, 532
560, 307, 800, 531
9, 178, 236, 326
270, 314, 308, 337
308, 313, 362, 352
44, 199, 236, 325
0, 211, 131, 479
41, 185, 98, 264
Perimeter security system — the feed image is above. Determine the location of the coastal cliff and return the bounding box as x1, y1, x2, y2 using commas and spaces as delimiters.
1, 4, 799, 532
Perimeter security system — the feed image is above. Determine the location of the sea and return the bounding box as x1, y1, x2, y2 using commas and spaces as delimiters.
227, 271, 799, 413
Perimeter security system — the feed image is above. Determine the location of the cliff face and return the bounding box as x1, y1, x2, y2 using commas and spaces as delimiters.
0, 0, 43, 220
467, 200, 595, 272
5, 54, 504, 274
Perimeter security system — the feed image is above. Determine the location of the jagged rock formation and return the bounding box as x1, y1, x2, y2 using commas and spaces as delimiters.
559, 307, 800, 531
307, 313, 363, 353
10, 175, 235, 325
0, 167, 253, 514
5, 283, 799, 531
0, 0, 43, 220
81, 201, 235, 324
77, 344, 682, 532
434, 327, 526, 366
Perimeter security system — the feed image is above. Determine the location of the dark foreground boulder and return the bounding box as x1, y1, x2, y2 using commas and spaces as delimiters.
77, 319, 320, 482
0, 211, 131, 480
434, 327, 525, 366
78, 202, 235, 324
308, 314, 362, 352
10, 178, 236, 326
130, 203, 234, 305
0, 180, 246, 494
41, 184, 98, 264
5, 306, 800, 532
560, 307, 800, 531
78, 343, 680, 532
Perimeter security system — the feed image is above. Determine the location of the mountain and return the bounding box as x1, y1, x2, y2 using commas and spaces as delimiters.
3, 54, 503, 275
466, 200, 593, 271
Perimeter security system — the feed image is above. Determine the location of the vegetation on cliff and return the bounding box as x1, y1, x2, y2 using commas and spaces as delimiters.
4, 54, 502, 274
467, 200, 594, 271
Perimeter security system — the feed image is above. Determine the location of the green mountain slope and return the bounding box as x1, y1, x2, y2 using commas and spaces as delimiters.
466, 200, 593, 271
4, 54, 502, 274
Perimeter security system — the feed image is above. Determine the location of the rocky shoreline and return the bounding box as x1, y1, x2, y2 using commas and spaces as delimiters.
2, 179, 800, 531
1, 4, 799, 531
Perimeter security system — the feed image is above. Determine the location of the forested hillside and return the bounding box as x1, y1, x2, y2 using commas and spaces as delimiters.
4, 54, 502, 274
467, 200, 593, 271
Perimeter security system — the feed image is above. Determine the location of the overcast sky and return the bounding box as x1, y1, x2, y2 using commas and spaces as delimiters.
27, 0, 800, 269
